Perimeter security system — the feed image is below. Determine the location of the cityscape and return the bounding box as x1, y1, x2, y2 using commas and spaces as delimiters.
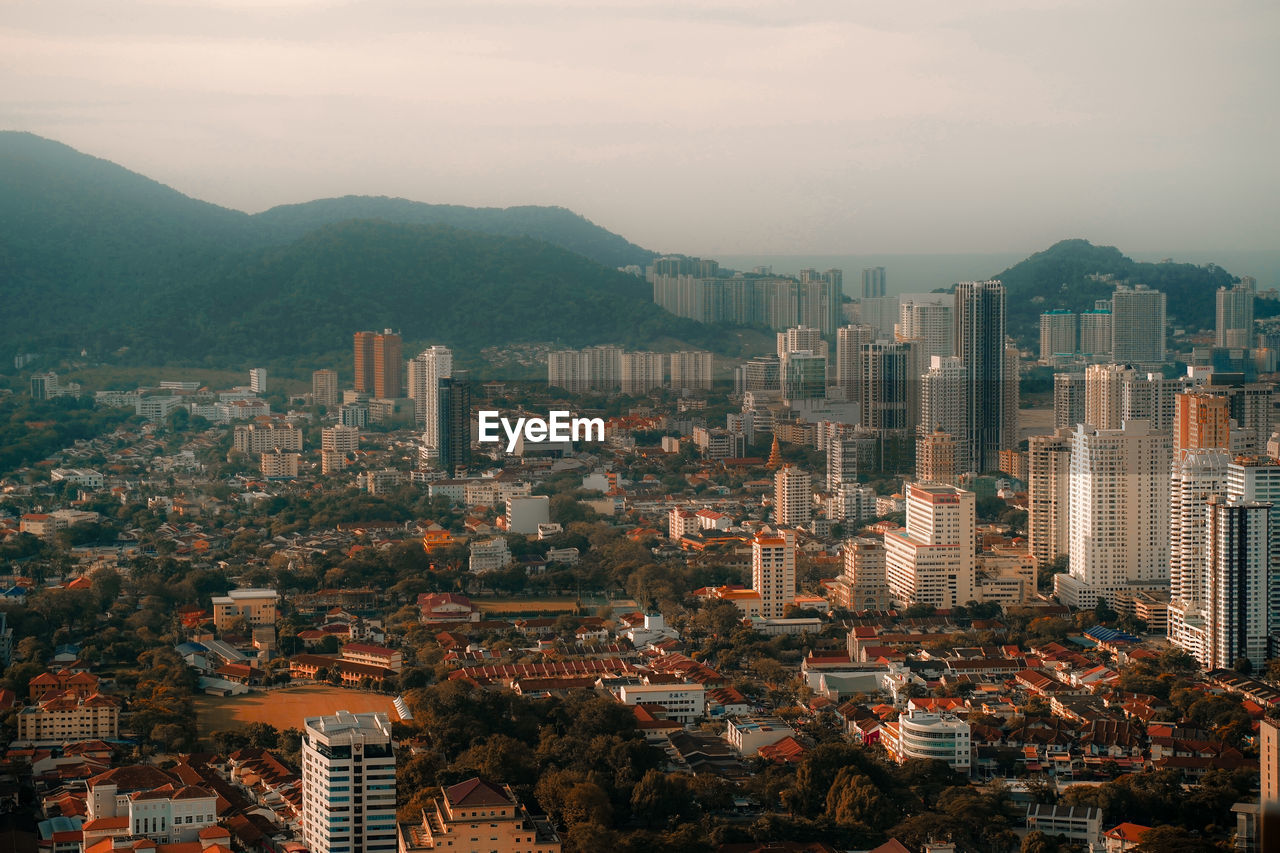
3, 3, 1280, 853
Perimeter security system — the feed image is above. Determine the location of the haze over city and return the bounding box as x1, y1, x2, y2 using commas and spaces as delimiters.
3, 0, 1277, 255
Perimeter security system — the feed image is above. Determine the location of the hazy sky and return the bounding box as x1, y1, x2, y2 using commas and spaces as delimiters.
2, 0, 1276, 255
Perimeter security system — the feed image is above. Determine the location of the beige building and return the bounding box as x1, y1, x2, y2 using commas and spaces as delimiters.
1027, 430, 1072, 567
884, 483, 976, 608
752, 529, 796, 619
212, 588, 279, 632
16, 693, 119, 744
233, 422, 302, 455
829, 537, 890, 611
916, 429, 958, 486
399, 777, 560, 853
259, 450, 300, 479
312, 369, 339, 407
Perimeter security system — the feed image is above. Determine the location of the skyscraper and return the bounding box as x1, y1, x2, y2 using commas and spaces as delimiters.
1226, 456, 1280, 652
1167, 449, 1231, 665
354, 330, 402, 398
919, 356, 968, 474
1027, 429, 1072, 567
954, 280, 1007, 472
1205, 497, 1270, 672
835, 324, 873, 402
1216, 283, 1256, 349
408, 346, 452, 445
915, 429, 958, 486
1078, 308, 1113, 359
619, 351, 664, 395
897, 295, 953, 360
669, 351, 714, 392
1111, 284, 1166, 365
862, 266, 886, 299
1084, 363, 1132, 431
312, 369, 339, 408
1053, 372, 1086, 430
1055, 420, 1171, 609
752, 529, 797, 619
884, 483, 976, 608
249, 368, 267, 395
301, 711, 396, 853
437, 371, 471, 475
773, 465, 812, 527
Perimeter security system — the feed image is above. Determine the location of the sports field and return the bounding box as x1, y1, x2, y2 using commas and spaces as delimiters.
194, 685, 399, 739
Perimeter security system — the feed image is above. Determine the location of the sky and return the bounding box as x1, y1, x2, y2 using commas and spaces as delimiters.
2, 0, 1277, 256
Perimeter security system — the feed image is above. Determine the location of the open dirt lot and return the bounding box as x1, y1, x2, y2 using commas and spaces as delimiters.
194, 685, 399, 739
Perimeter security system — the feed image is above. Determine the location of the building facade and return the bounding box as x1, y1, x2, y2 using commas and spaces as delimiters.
301, 711, 397, 853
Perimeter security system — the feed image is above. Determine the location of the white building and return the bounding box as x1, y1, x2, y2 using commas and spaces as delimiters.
619, 351, 665, 395
1027, 429, 1072, 567
50, 468, 105, 489
301, 711, 397, 853
752, 529, 797, 619
615, 682, 706, 723
1167, 450, 1231, 664
469, 537, 512, 573
408, 346, 452, 447
669, 351, 714, 392
1216, 283, 1255, 349
919, 356, 969, 474
322, 425, 360, 454
1055, 420, 1172, 609
249, 368, 267, 394
889, 708, 971, 772
725, 717, 796, 756
835, 324, 874, 403
884, 483, 976, 609
506, 494, 550, 535
773, 465, 812, 527
1040, 310, 1077, 363
830, 536, 891, 611
1111, 284, 1167, 366
1226, 456, 1280, 649
897, 294, 953, 361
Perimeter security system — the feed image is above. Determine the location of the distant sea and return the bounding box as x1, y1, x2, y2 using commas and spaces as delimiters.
715, 250, 1280, 295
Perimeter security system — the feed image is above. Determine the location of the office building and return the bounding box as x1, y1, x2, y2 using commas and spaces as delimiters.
884, 483, 976, 608
1217, 283, 1256, 349
1027, 429, 1073, 567
781, 350, 826, 405
861, 340, 913, 432
1040, 310, 1078, 364
408, 346, 452, 444
886, 708, 971, 772
919, 356, 969, 474
752, 529, 797, 619
954, 280, 1008, 472
862, 266, 886, 299
669, 350, 713, 392
897, 295, 953, 361
437, 372, 471, 475
312, 369, 339, 408
773, 465, 812, 527
1111, 284, 1166, 365
301, 711, 396, 853
354, 330, 403, 399
1055, 420, 1171, 608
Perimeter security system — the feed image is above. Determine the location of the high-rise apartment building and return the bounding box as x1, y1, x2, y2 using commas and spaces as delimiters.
408, 346, 452, 444
249, 368, 267, 394
1174, 392, 1231, 460
777, 326, 827, 361
1053, 372, 1086, 430
1027, 429, 1073, 567
827, 437, 874, 492
861, 340, 913, 432
547, 346, 623, 392
919, 356, 968, 474
312, 369, 339, 408
619, 351, 664, 395
1039, 310, 1077, 364
1167, 450, 1231, 664
651, 258, 842, 334
897, 295, 953, 361
669, 351, 714, 392
437, 372, 471, 475
751, 529, 797, 618
1083, 363, 1130, 431
1078, 308, 1113, 358
835, 324, 873, 402
1205, 497, 1270, 672
884, 483, 976, 608
954, 281, 1007, 473
1055, 420, 1171, 608
1217, 283, 1256, 349
354, 331, 402, 399
1262, 718, 1280, 853
829, 537, 890, 610
1226, 456, 1280, 650
301, 711, 396, 853
862, 267, 886, 299
916, 429, 958, 486
1111, 284, 1166, 365
773, 465, 812, 527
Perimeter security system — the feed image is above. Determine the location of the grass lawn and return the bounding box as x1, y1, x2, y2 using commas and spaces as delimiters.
193, 684, 399, 741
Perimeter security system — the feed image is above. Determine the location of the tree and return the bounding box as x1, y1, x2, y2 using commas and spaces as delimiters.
1021, 830, 1061, 853
1130, 825, 1224, 853
630, 768, 690, 827
825, 767, 896, 830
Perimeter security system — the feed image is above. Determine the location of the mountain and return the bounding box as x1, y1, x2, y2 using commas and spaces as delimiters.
253, 197, 654, 269
0, 132, 680, 363
994, 238, 1241, 342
